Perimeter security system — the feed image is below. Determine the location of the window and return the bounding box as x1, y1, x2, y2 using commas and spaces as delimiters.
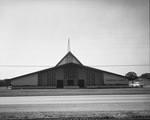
86, 71, 95, 86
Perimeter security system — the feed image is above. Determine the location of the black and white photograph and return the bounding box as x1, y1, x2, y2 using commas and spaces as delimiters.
0, 0, 150, 119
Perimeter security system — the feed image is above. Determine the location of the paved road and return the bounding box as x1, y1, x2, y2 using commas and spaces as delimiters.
0, 94, 150, 112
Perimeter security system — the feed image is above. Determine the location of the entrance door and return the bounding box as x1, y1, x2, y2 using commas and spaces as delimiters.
78, 80, 85, 88
67, 80, 74, 86
57, 80, 63, 88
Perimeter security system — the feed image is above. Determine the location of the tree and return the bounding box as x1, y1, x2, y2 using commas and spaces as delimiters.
0, 80, 4, 86
140, 73, 150, 80
125, 72, 138, 81
0, 79, 11, 87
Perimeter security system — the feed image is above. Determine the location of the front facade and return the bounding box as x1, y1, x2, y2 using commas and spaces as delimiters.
11, 52, 128, 88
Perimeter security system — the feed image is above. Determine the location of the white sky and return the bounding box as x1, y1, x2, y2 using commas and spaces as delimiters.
0, 0, 149, 79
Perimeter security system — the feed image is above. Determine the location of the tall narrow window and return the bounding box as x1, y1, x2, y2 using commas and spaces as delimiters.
86, 71, 95, 86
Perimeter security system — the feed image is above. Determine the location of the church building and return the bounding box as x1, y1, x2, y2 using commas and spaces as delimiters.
11, 41, 128, 89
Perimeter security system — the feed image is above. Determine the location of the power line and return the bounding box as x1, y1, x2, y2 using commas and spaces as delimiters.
91, 64, 150, 67
0, 65, 54, 68
0, 64, 149, 68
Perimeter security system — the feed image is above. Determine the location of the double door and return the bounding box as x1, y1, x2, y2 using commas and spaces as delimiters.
57, 80, 63, 88
78, 79, 85, 88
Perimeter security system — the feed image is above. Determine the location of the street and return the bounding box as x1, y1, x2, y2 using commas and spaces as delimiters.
0, 94, 150, 112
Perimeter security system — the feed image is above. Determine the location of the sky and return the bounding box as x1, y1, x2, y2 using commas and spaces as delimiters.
0, 0, 149, 79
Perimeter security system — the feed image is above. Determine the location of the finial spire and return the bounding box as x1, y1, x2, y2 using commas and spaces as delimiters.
67, 38, 71, 52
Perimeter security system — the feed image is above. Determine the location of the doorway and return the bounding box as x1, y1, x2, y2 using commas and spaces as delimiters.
57, 80, 63, 88
78, 79, 85, 88
67, 80, 74, 86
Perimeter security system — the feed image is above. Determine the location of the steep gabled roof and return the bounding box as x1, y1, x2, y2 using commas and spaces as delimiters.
56, 51, 83, 66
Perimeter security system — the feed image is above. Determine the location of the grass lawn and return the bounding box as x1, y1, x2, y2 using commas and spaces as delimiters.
0, 87, 150, 97
0, 111, 150, 120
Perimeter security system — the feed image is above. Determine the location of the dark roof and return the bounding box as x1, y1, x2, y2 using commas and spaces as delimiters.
11, 62, 126, 80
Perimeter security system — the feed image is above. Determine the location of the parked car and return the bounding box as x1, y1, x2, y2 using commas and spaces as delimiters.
129, 82, 144, 87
